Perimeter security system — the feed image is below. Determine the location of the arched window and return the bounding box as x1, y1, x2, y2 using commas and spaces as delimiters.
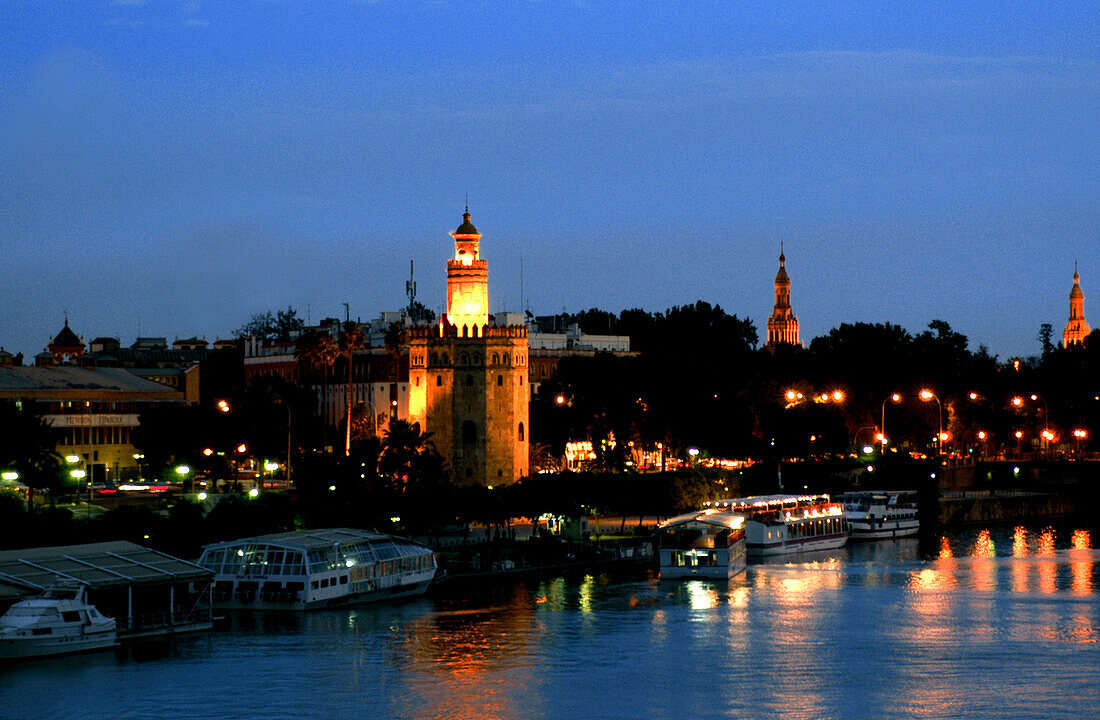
518, 422, 524, 441
442, 353, 449, 365
431, 353, 439, 365
497, 375, 503, 386
436, 375, 442, 386
492, 353, 499, 365
473, 353, 482, 364
466, 375, 474, 387
502, 353, 509, 365
460, 353, 469, 365
462, 420, 476, 444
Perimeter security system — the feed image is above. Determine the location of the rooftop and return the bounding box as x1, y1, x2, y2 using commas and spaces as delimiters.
202, 528, 401, 553
0, 366, 184, 398
0, 541, 211, 602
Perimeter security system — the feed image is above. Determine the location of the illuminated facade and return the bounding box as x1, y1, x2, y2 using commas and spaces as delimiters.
766, 247, 802, 349
1063, 264, 1090, 347
407, 211, 529, 485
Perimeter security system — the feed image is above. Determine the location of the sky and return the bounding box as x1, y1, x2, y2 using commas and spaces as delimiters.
1, 1, 1097, 360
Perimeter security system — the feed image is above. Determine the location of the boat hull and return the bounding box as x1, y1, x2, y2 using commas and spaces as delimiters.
213, 578, 434, 612
0, 630, 117, 660
847, 520, 920, 540
747, 532, 848, 557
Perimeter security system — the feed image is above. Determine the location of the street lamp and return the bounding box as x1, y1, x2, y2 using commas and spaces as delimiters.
881, 393, 901, 453
919, 389, 943, 456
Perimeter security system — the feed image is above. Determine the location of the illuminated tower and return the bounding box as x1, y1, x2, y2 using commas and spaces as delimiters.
1063, 263, 1090, 346
446, 209, 489, 331
766, 245, 802, 349
407, 210, 529, 486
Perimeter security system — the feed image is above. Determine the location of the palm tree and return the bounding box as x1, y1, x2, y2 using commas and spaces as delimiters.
379, 419, 441, 492
339, 321, 367, 456
296, 330, 339, 450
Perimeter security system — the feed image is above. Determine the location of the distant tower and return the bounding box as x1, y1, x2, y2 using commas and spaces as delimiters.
407, 209, 529, 486
48, 317, 85, 364
1063, 263, 1090, 346
766, 245, 802, 349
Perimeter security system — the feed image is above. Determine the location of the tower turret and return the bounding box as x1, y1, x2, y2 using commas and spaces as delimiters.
1063, 263, 1090, 346
766, 245, 802, 349
446, 208, 489, 331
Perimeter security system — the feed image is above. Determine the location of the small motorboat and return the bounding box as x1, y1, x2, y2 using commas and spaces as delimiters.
0, 584, 118, 659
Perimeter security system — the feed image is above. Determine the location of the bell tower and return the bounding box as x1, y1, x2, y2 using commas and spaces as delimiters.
766, 244, 802, 349
446, 208, 489, 332
1063, 263, 1090, 346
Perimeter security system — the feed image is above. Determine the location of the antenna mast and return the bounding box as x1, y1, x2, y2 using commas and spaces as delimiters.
406, 260, 417, 318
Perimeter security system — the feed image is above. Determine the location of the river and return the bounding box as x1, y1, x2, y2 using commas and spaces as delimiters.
3, 524, 1098, 720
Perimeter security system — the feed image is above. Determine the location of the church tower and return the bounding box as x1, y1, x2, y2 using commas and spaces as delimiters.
1063, 263, 1090, 346
766, 246, 802, 349
407, 210, 529, 486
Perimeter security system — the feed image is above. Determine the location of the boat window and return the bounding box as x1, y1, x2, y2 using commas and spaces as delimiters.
31, 627, 52, 635
310, 580, 319, 589
62, 610, 82, 623
340, 576, 349, 585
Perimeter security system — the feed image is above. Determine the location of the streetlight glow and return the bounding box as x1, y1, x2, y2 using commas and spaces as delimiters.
1, 471, 18, 481
248, 487, 259, 498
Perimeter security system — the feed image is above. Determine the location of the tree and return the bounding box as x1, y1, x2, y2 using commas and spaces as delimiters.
1038, 323, 1054, 357
0, 402, 65, 510
407, 301, 436, 324
339, 321, 367, 456
234, 306, 305, 341
379, 419, 445, 492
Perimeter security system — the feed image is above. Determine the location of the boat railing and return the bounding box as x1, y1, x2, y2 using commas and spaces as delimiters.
116, 607, 212, 633
259, 590, 301, 603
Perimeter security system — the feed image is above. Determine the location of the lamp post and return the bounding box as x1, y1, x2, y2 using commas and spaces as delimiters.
1031, 393, 1051, 456
919, 389, 943, 456
881, 393, 901, 453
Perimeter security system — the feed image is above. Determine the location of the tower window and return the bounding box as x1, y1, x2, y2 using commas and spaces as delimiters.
462, 420, 476, 444
436, 375, 442, 386
518, 422, 524, 441
442, 353, 449, 365
473, 353, 482, 364
497, 375, 503, 386
466, 375, 474, 387
465, 468, 472, 478
492, 353, 499, 364
502, 353, 509, 365
460, 353, 469, 365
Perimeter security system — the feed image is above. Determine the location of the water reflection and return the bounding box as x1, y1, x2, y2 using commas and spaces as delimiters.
2, 526, 1099, 720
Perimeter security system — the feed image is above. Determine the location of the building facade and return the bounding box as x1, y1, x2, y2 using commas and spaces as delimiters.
407, 211, 529, 485
766, 246, 802, 349
1063, 263, 1090, 347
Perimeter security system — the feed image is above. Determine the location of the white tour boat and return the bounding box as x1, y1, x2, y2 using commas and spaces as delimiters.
0, 585, 118, 659
657, 509, 747, 579
707, 494, 848, 557
838, 490, 920, 540
199, 528, 437, 611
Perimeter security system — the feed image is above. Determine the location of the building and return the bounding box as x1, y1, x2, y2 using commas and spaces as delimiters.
0, 356, 187, 483
1063, 263, 1090, 347
766, 245, 802, 349
407, 210, 529, 485
47, 319, 84, 364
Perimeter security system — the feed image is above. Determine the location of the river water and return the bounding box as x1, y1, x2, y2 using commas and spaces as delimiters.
3, 524, 1099, 720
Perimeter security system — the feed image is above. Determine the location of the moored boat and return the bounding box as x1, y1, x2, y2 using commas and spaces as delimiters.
707, 494, 848, 557
198, 528, 437, 611
0, 584, 118, 659
838, 490, 920, 540
657, 509, 747, 579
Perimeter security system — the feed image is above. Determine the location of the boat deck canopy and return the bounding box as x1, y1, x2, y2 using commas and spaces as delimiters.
0, 541, 212, 603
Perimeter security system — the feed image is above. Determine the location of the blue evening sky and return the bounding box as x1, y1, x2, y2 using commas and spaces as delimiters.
1, 1, 1097, 359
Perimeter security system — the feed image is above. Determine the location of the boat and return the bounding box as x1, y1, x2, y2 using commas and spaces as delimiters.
837, 490, 920, 540
198, 528, 437, 611
0, 584, 118, 659
707, 494, 848, 557
656, 509, 747, 579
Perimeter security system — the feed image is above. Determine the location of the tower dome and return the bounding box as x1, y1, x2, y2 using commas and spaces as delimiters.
452, 211, 480, 238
